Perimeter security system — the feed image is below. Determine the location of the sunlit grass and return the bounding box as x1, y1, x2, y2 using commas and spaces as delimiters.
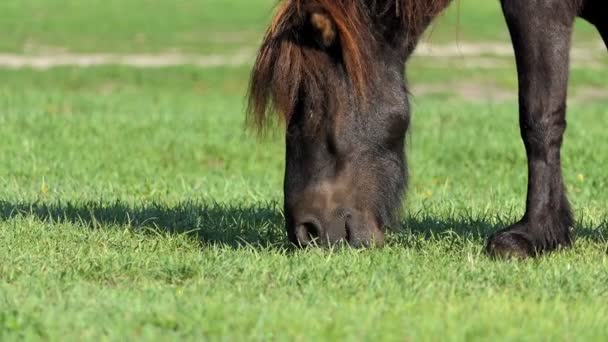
1, 64, 607, 340
1, 0, 607, 339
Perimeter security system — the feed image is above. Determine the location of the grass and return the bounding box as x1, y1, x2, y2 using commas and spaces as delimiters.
1, 0, 608, 340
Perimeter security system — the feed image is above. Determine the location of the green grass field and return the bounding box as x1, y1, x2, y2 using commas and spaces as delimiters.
1, 1, 607, 340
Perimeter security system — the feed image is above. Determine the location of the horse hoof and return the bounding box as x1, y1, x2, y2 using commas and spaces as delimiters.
486, 226, 536, 259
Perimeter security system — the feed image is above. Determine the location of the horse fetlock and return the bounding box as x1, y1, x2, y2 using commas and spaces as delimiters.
486, 213, 574, 259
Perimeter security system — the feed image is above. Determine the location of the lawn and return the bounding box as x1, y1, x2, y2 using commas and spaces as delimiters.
1, 1, 608, 341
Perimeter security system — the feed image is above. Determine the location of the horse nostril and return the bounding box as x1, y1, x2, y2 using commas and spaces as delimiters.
295, 219, 323, 246
342, 212, 383, 248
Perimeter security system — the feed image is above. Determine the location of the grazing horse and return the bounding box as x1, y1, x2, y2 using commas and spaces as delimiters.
248, 0, 607, 257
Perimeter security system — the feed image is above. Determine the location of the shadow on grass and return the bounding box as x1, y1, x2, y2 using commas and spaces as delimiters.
0, 200, 606, 248
400, 211, 608, 246
0, 200, 286, 248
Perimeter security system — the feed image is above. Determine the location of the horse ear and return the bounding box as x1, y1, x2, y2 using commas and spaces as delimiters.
309, 11, 337, 47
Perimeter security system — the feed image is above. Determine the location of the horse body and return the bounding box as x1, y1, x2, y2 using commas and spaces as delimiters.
248, 0, 607, 257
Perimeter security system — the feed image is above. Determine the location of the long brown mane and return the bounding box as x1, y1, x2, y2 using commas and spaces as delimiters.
247, 0, 451, 130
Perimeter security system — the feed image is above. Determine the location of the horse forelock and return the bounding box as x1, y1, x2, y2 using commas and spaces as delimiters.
247, 0, 451, 131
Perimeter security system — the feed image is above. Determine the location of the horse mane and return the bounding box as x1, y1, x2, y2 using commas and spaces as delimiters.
247, 0, 451, 130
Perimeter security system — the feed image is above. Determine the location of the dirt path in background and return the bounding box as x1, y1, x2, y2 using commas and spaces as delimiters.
1, 41, 603, 101
415, 41, 605, 60
0, 41, 604, 69
411, 82, 608, 102
0, 49, 256, 69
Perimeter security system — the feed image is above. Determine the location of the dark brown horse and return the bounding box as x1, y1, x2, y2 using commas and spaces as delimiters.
248, 0, 607, 257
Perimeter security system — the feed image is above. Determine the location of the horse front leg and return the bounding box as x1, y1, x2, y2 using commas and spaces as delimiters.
487, 0, 577, 258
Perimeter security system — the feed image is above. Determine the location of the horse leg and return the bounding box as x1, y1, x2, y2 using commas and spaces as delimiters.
487, 0, 577, 258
